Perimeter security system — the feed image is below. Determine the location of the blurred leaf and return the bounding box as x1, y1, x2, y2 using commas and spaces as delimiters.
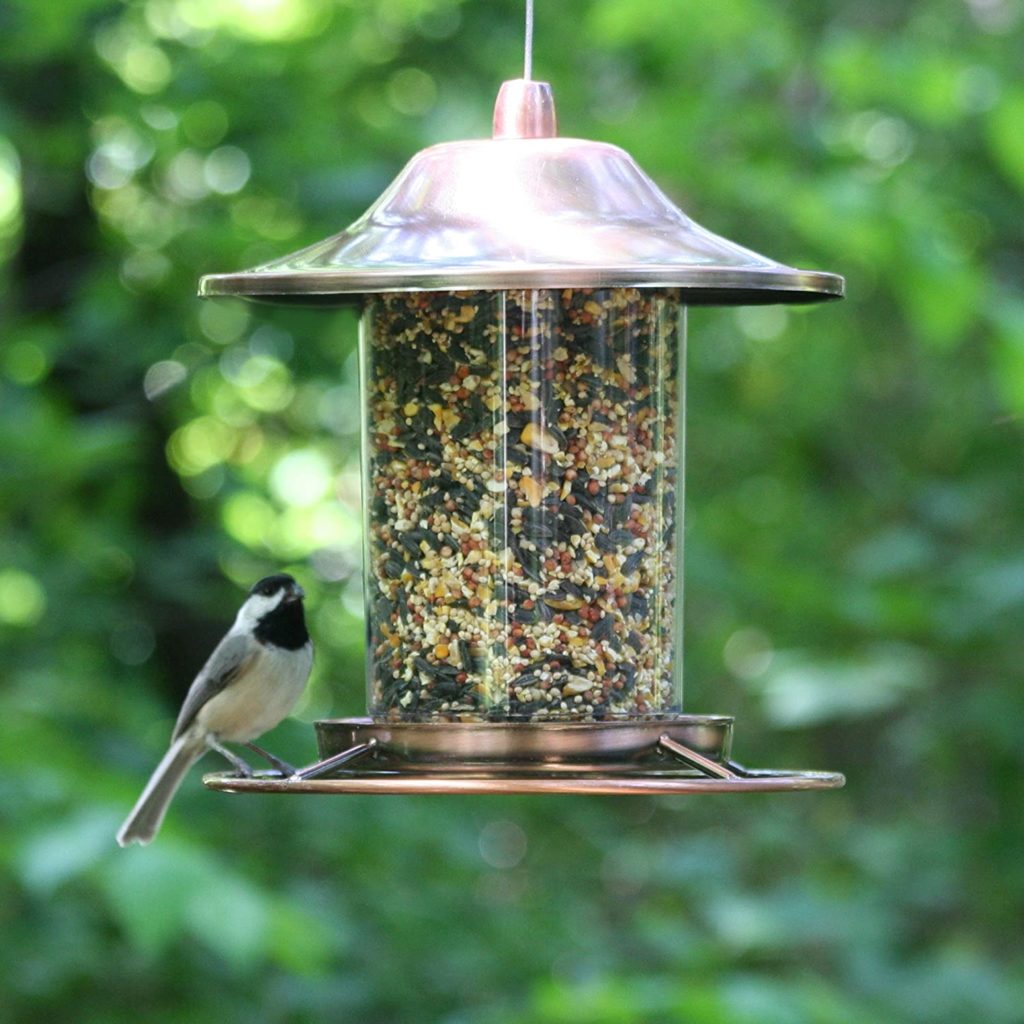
987, 89, 1024, 192
183, 867, 269, 969
15, 808, 122, 893
97, 843, 271, 964
750, 644, 935, 727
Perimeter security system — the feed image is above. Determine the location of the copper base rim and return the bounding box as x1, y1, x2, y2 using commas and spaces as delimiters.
201, 715, 844, 794
202, 769, 844, 795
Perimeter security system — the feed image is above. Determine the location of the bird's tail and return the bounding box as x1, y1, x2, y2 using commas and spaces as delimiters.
116, 734, 206, 847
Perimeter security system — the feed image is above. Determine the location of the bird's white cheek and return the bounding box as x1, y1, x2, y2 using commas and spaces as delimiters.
233, 593, 282, 632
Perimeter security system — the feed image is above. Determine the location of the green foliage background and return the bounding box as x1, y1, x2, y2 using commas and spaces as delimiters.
2, 0, 1023, 1020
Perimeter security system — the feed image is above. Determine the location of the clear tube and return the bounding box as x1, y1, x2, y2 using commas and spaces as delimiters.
361, 288, 685, 721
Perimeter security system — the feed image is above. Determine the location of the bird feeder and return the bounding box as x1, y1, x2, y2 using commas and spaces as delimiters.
198, 72, 845, 796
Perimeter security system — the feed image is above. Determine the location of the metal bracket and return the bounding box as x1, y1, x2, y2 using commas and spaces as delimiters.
293, 738, 379, 781
291, 735, 743, 782
658, 734, 741, 780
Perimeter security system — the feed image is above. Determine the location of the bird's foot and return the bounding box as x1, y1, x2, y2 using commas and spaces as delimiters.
206, 737, 255, 778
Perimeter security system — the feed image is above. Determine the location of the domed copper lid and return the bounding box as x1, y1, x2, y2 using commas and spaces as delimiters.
199, 80, 843, 306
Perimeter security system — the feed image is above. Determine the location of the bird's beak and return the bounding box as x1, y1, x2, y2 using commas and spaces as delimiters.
286, 583, 305, 602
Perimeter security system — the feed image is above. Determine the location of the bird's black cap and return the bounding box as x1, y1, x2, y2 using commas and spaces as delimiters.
249, 573, 300, 598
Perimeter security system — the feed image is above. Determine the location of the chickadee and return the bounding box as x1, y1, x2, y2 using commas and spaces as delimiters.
117, 573, 313, 847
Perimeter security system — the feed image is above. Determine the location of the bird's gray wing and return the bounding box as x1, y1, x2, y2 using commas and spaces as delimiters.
171, 632, 256, 740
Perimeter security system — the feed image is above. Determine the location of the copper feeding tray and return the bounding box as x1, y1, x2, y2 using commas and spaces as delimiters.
203, 718, 844, 795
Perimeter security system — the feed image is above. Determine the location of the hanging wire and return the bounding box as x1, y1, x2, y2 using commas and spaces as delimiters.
524, 0, 534, 81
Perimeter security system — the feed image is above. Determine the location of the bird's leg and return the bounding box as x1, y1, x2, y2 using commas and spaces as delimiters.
205, 736, 254, 778
244, 741, 297, 777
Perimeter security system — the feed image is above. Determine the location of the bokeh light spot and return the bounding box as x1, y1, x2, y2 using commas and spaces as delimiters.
140, 104, 179, 130
86, 127, 154, 191
235, 358, 295, 412
204, 146, 251, 195
415, 4, 461, 40
0, 136, 23, 239
735, 305, 789, 342
175, 0, 327, 41
3, 341, 48, 386
144, 360, 188, 400
110, 621, 156, 666
723, 627, 774, 680
121, 249, 172, 291
199, 299, 250, 345
387, 67, 438, 117
0, 569, 47, 627
270, 449, 333, 508
122, 44, 173, 94
167, 416, 237, 475
165, 149, 210, 202
478, 820, 528, 870
181, 100, 230, 148
223, 492, 276, 548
